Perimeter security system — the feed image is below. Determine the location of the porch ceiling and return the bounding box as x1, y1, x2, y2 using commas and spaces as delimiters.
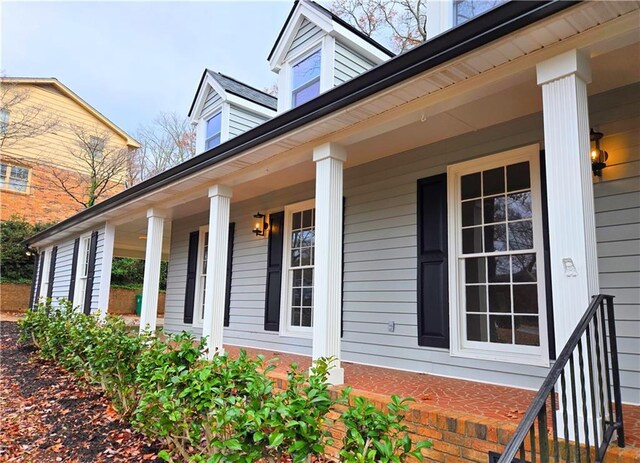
28, 1, 640, 248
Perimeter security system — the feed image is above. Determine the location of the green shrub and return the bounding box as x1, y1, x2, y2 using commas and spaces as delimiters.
339, 393, 432, 462
0, 216, 53, 284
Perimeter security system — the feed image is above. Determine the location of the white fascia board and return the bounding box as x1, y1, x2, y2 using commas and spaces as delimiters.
225, 93, 277, 119
330, 22, 392, 64
269, 1, 332, 72
189, 73, 229, 123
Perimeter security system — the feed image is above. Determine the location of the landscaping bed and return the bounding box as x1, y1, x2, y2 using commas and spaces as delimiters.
0, 321, 161, 462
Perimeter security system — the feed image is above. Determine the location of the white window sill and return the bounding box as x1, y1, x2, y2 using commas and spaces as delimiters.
450, 345, 550, 368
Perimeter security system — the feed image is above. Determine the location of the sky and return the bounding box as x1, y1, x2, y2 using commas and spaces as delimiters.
1, 1, 294, 135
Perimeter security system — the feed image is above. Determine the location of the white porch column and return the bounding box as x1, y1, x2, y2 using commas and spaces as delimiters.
537, 49, 599, 348
202, 185, 232, 359
139, 208, 166, 333
97, 222, 115, 321
537, 49, 601, 441
312, 142, 346, 385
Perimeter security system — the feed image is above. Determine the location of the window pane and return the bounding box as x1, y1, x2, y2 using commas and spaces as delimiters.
301, 307, 312, 327
483, 196, 505, 224
0, 164, 6, 188
292, 287, 301, 307
292, 269, 302, 287
507, 192, 532, 220
484, 224, 507, 252
461, 173, 481, 200
490, 315, 512, 344
467, 314, 487, 342
507, 162, 531, 192
303, 268, 313, 286
465, 257, 486, 283
513, 285, 538, 314
466, 285, 487, 312
0, 110, 9, 134
487, 255, 510, 283
483, 167, 505, 196
205, 134, 221, 150
302, 287, 312, 307
508, 221, 533, 250
462, 227, 483, 254
206, 113, 221, 137
291, 307, 301, 326
515, 316, 539, 346
292, 212, 301, 230
462, 199, 482, 227
300, 248, 311, 266
293, 80, 320, 107
455, 0, 506, 25
512, 254, 537, 282
8, 166, 28, 192
292, 50, 321, 88
488, 285, 510, 313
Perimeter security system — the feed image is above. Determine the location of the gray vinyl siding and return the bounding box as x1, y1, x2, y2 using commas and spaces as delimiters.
285, 18, 323, 61
591, 85, 640, 404
202, 87, 222, 116
334, 41, 376, 86
50, 238, 76, 304
90, 228, 105, 313
162, 83, 639, 403
228, 105, 270, 139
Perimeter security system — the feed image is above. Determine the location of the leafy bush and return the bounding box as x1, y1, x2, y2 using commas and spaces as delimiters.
18, 300, 433, 462
111, 257, 168, 290
339, 393, 432, 463
0, 216, 53, 283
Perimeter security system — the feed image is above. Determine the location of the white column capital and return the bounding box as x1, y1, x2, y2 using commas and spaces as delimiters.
536, 49, 591, 86
313, 142, 347, 163
208, 184, 233, 199
147, 207, 167, 219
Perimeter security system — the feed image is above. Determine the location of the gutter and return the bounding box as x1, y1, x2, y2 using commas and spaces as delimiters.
26, 0, 578, 247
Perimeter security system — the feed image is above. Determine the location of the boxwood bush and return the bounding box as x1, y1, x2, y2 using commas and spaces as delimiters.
18, 300, 431, 462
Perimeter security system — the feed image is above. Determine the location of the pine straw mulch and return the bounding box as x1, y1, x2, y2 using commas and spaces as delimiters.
0, 321, 161, 463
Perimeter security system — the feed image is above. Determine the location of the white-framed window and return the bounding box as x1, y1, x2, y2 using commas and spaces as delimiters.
205, 112, 222, 150
453, 0, 506, 26
0, 109, 9, 134
448, 145, 549, 366
291, 49, 321, 108
279, 199, 316, 337
193, 225, 209, 326
39, 247, 52, 301
0, 162, 30, 193
72, 234, 92, 310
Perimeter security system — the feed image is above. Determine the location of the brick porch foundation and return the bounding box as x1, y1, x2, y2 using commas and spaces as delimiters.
224, 345, 640, 463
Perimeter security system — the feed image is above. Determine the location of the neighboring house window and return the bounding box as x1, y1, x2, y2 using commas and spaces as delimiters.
454, 0, 506, 26
90, 136, 106, 159
73, 235, 92, 308
205, 112, 222, 150
281, 200, 315, 336
0, 162, 30, 193
292, 50, 321, 107
0, 109, 9, 134
194, 226, 209, 325
448, 147, 548, 365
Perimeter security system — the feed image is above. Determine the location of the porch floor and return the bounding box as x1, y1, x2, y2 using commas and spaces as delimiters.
224, 345, 640, 450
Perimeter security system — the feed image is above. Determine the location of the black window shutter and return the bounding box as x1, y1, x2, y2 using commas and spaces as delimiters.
183, 231, 199, 324
29, 253, 44, 310
68, 238, 80, 302
264, 211, 284, 331
417, 173, 449, 348
83, 231, 99, 315
46, 246, 58, 299
539, 150, 556, 360
224, 222, 235, 327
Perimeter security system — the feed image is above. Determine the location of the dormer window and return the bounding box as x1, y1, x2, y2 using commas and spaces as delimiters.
205, 112, 222, 150
454, 0, 506, 26
292, 50, 321, 107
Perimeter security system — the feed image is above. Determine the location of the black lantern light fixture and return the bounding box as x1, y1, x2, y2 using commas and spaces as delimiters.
590, 128, 608, 177
252, 212, 268, 236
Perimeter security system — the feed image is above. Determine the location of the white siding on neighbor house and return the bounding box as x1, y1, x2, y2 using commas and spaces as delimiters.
285, 18, 324, 61
334, 41, 376, 86
202, 87, 223, 116
228, 105, 270, 139
591, 84, 640, 404
50, 238, 76, 304
162, 84, 639, 403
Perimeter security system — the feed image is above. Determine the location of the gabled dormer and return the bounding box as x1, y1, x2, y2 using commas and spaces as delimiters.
188, 70, 277, 154
268, 0, 394, 112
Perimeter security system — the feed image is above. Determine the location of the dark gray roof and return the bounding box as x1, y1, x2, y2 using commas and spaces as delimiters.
208, 70, 278, 111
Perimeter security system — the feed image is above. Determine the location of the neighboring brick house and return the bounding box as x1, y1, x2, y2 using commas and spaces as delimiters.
0, 77, 139, 224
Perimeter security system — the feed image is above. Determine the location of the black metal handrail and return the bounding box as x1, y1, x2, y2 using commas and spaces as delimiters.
495, 294, 625, 463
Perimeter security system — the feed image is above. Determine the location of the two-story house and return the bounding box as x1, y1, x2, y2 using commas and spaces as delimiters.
0, 77, 139, 224
25, 1, 640, 461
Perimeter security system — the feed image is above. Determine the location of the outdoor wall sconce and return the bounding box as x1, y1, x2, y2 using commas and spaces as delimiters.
252, 212, 268, 236
590, 128, 608, 177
